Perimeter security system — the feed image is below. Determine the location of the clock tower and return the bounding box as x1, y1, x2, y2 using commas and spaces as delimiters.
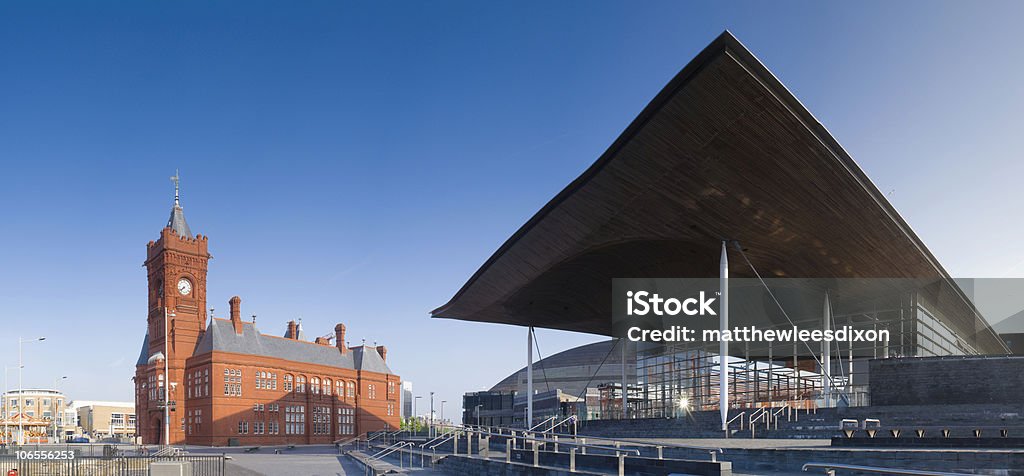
137, 172, 211, 444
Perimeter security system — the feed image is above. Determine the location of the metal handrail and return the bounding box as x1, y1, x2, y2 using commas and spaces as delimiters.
542, 415, 577, 434
473, 427, 641, 456
334, 436, 361, 452
802, 462, 974, 476
726, 411, 747, 431
419, 428, 456, 449
770, 404, 791, 429
371, 441, 413, 459
748, 407, 768, 425
749, 408, 770, 438
427, 431, 460, 450
528, 416, 557, 432
334, 436, 361, 445
461, 422, 723, 456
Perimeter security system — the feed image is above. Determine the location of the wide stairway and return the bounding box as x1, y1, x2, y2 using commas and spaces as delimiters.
579, 403, 1024, 439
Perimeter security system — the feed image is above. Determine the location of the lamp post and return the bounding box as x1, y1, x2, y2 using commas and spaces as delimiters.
440, 401, 446, 428
413, 396, 421, 433
18, 336, 45, 445
52, 376, 67, 443
163, 308, 175, 447
4, 365, 19, 419
429, 392, 434, 438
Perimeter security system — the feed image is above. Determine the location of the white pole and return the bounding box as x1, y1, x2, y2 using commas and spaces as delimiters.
719, 241, 729, 432
620, 339, 627, 419
52, 378, 57, 443
822, 293, 831, 407
527, 326, 534, 428
164, 307, 171, 446
16, 337, 43, 444
18, 338, 22, 446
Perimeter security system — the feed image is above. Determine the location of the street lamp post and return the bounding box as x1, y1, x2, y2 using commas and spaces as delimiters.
429, 392, 434, 438
4, 365, 19, 419
163, 308, 175, 447
52, 376, 67, 442
440, 401, 446, 428
413, 396, 421, 433
18, 336, 45, 445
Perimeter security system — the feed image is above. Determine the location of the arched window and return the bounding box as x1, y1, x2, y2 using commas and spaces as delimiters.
296, 375, 306, 393
346, 380, 355, 398
336, 380, 343, 398
310, 377, 320, 395
323, 378, 332, 396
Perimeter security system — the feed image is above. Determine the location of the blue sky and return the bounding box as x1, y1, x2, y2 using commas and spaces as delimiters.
2, 1, 1023, 415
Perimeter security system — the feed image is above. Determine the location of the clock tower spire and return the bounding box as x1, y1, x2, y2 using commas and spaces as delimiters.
138, 172, 211, 445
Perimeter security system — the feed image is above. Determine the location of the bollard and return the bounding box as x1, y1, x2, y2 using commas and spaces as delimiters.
618, 453, 625, 476
570, 448, 577, 472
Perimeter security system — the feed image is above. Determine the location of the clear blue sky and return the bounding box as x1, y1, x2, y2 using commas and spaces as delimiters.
2, 1, 1023, 416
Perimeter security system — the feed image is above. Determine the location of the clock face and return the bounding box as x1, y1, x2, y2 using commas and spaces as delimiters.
177, 278, 193, 296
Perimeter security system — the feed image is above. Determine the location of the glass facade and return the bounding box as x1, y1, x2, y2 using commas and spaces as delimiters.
607, 289, 987, 419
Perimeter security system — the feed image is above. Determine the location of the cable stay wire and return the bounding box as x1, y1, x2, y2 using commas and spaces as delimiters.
733, 242, 847, 400
531, 327, 552, 393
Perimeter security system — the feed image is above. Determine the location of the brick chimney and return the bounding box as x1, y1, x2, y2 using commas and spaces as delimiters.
377, 345, 387, 362
335, 324, 347, 354
314, 336, 332, 346
286, 320, 298, 339
229, 296, 243, 334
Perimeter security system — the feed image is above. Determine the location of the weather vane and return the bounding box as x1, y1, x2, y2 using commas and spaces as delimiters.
170, 169, 181, 206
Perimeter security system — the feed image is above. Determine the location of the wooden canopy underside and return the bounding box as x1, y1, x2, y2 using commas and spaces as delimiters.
431, 32, 1007, 354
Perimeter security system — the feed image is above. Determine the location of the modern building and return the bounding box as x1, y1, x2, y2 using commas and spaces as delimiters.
70, 401, 135, 440
0, 389, 73, 443
435, 32, 1010, 428
401, 382, 413, 418
463, 339, 636, 426
134, 178, 401, 446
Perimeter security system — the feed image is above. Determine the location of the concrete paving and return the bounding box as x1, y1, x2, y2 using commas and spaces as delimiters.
184, 444, 446, 476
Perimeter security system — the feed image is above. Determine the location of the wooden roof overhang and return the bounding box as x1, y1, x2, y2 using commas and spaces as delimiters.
431, 32, 1008, 354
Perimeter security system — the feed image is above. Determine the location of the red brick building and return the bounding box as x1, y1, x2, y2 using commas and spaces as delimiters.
134, 179, 400, 446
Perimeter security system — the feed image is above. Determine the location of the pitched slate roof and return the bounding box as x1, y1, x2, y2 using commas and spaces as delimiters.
136, 332, 151, 366
192, 319, 392, 374
167, 203, 192, 238
351, 345, 391, 374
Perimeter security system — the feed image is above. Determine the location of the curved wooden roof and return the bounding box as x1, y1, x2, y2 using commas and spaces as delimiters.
431, 31, 1007, 353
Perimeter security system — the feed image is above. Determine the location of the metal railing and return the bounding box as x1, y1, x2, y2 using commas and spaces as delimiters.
459, 421, 723, 460
770, 404, 791, 429
528, 416, 557, 432
0, 453, 227, 476
540, 415, 577, 435
749, 407, 769, 437
726, 411, 747, 432
802, 462, 975, 476
334, 436, 361, 452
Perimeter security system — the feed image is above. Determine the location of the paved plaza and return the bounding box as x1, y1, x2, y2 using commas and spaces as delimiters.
186, 445, 445, 476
